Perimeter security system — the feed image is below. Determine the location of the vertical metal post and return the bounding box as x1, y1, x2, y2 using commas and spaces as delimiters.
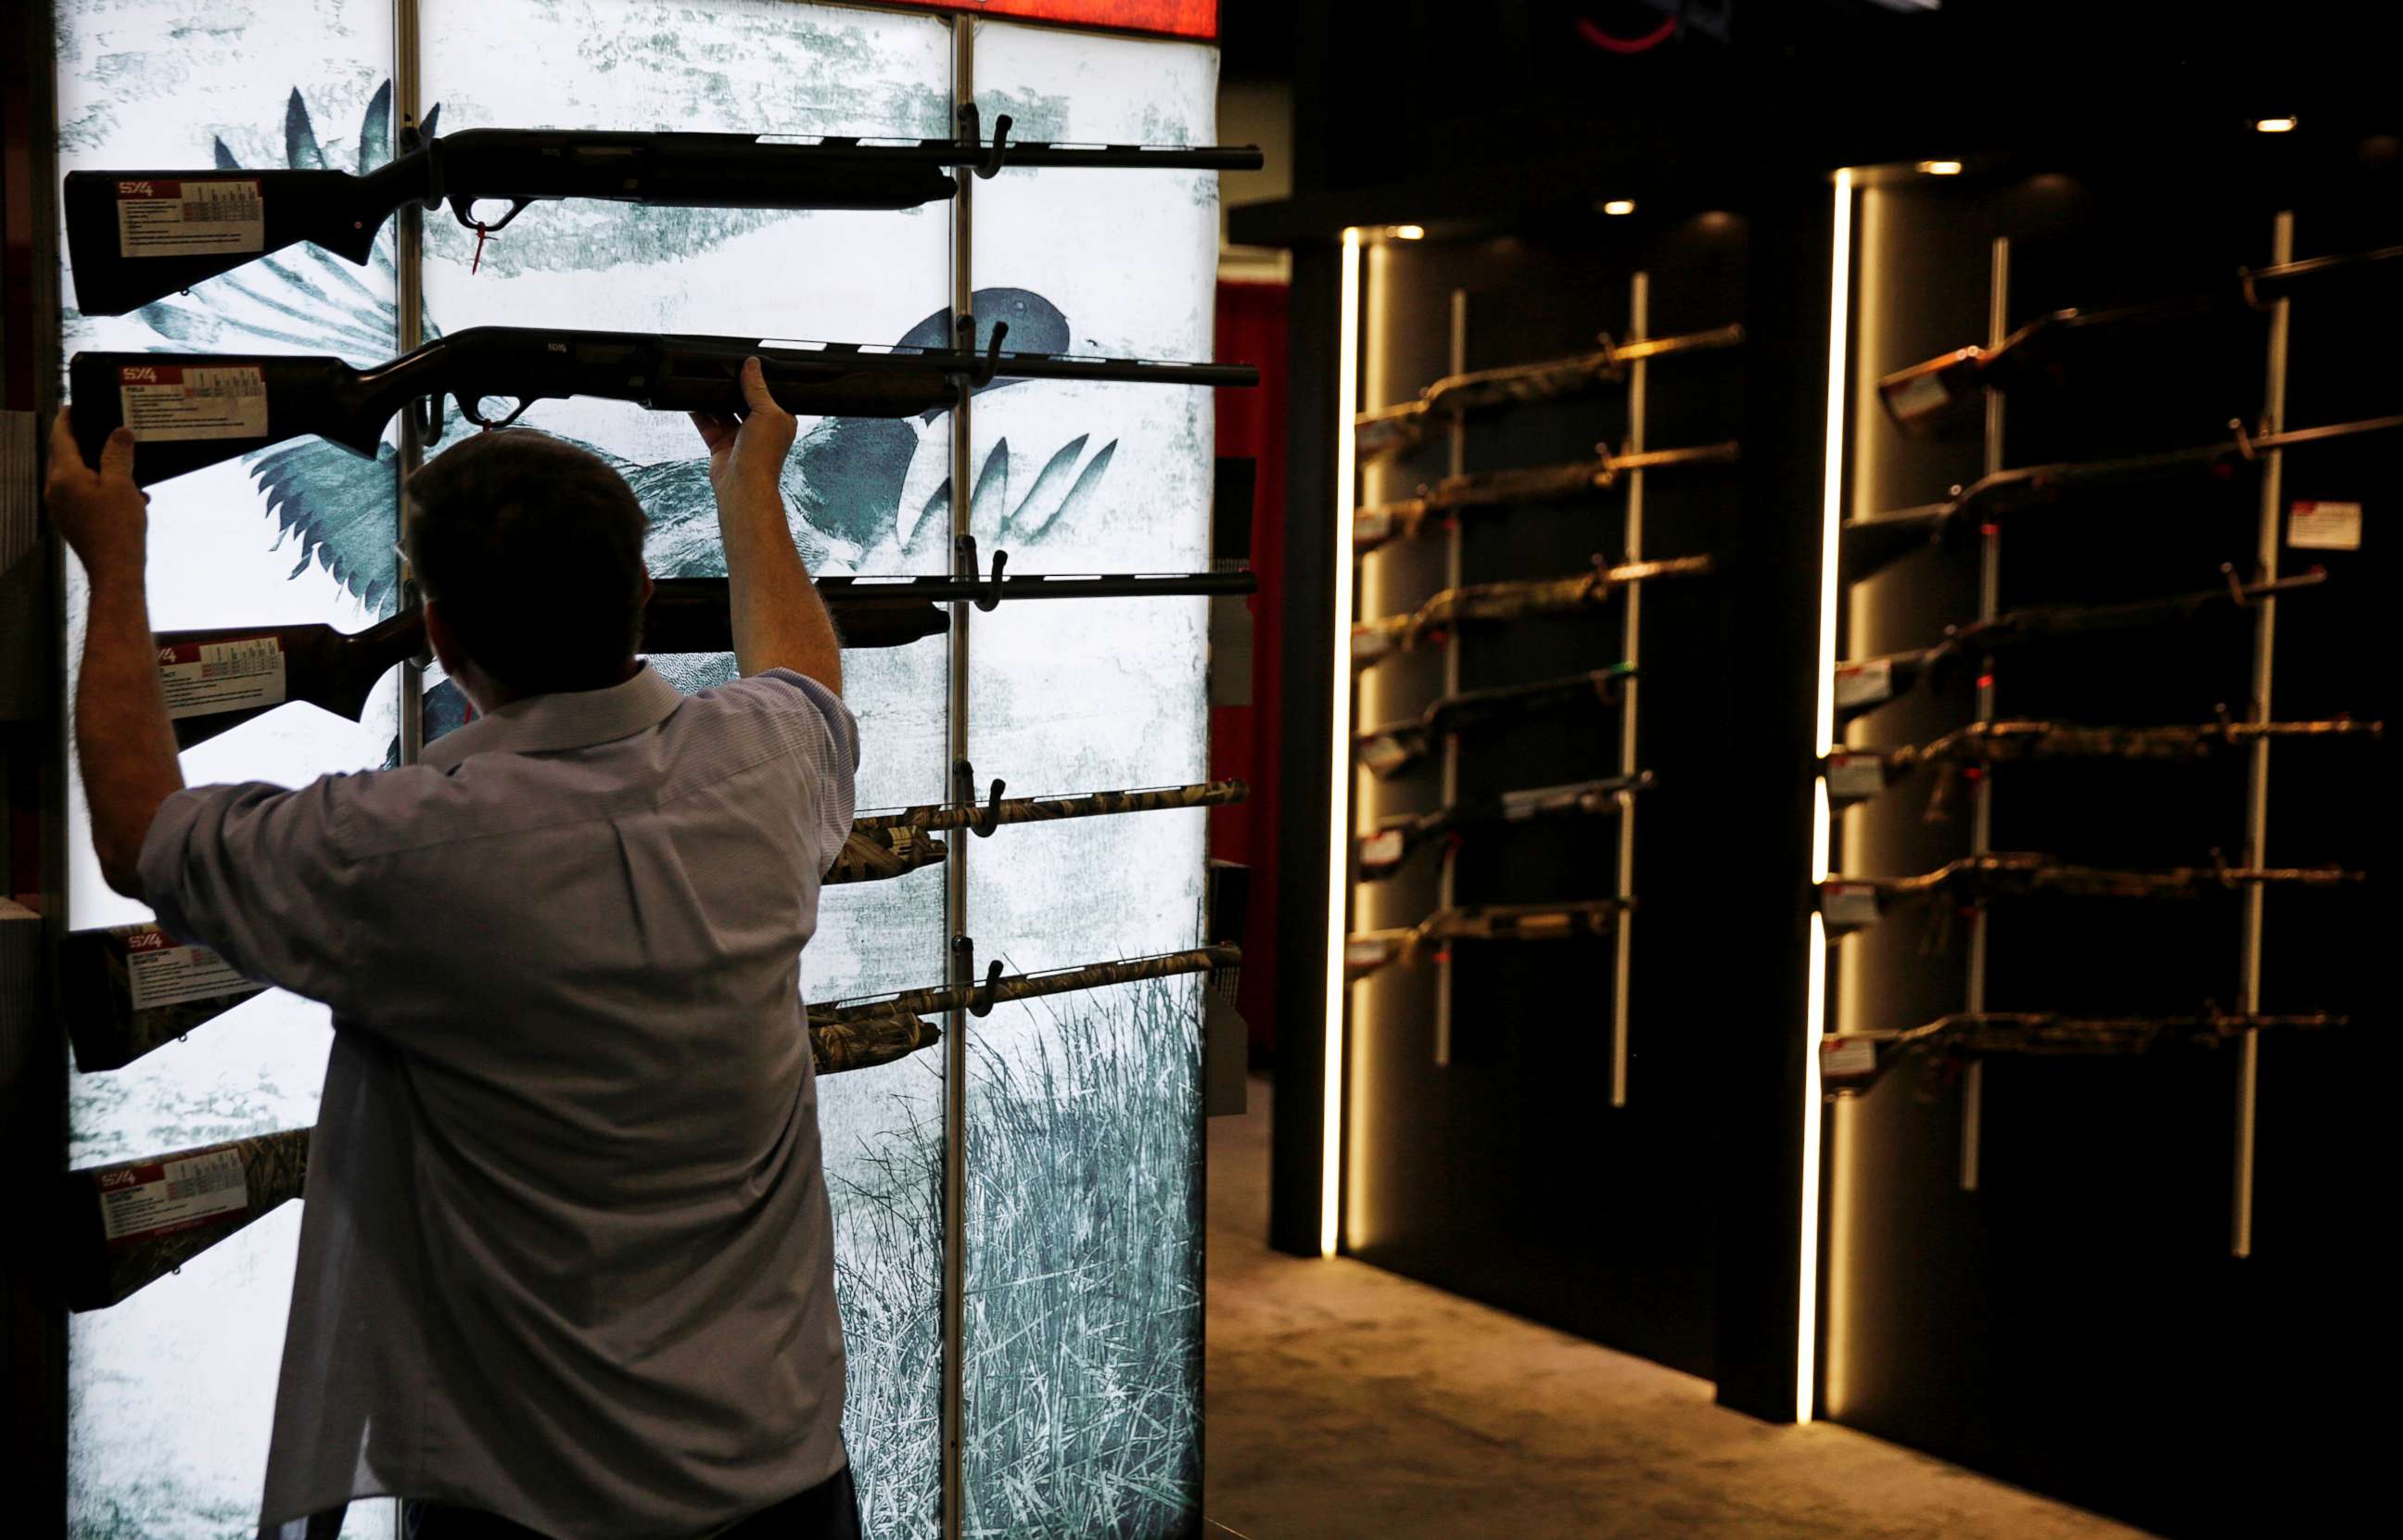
1608, 274, 1648, 1107
2232, 211, 2293, 1258
1431, 288, 1466, 1067
1959, 236, 2008, 1192
940, 20, 975, 1539
393, 0, 426, 768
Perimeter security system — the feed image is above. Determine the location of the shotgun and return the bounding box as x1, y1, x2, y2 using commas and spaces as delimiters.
827, 779, 1249, 885
1357, 772, 1652, 881
1352, 556, 1712, 668
1816, 853, 2366, 939
1821, 1009, 2352, 1097
1355, 325, 1745, 461
1353, 441, 1739, 554
1345, 898, 1629, 980
1355, 667, 1635, 779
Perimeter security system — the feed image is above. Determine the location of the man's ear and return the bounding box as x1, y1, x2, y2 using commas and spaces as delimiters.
424, 597, 466, 680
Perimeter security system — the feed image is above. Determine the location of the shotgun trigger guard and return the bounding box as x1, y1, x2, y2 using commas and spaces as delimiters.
456, 391, 533, 430
951, 759, 1005, 837
451, 197, 533, 235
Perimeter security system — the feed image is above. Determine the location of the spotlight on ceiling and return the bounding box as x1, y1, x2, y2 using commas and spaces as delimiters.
1916, 159, 1964, 176
2254, 116, 2298, 134
1600, 198, 1637, 216
1390, 223, 1426, 240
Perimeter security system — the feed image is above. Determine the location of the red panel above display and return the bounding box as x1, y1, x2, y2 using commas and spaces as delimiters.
878, 0, 1215, 41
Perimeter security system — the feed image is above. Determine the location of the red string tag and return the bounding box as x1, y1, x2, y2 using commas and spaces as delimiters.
470, 222, 494, 275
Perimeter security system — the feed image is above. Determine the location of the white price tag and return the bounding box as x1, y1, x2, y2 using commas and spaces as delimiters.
157, 636, 286, 719
1343, 937, 1390, 972
1824, 753, 1886, 802
118, 364, 268, 442
1501, 783, 1583, 819
1883, 368, 1954, 426
1350, 627, 1392, 665
1358, 734, 1411, 776
1819, 883, 1881, 930
1353, 508, 1392, 549
122, 928, 263, 1012
1359, 829, 1406, 870
95, 1149, 248, 1243
1820, 1037, 1879, 1078
2288, 500, 2362, 552
1834, 658, 1894, 709
115, 177, 264, 258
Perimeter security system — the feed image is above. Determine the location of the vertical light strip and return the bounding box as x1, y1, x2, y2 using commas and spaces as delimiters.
1322, 227, 1363, 1258
1798, 167, 1856, 1425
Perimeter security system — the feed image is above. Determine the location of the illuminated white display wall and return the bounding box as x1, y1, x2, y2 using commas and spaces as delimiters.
55, 3, 1216, 1536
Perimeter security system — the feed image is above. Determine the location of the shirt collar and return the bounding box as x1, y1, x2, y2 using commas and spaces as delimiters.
420, 665, 685, 770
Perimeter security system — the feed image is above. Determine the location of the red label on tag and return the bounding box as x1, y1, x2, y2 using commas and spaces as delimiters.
124, 928, 170, 953
117, 179, 180, 197
119, 364, 179, 386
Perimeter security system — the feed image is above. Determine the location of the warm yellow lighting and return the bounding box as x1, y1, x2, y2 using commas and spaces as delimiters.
2255, 117, 2297, 134
1600, 198, 1637, 216
1798, 167, 1856, 1427
1390, 223, 1425, 241
1916, 159, 1963, 176
1322, 227, 1363, 1260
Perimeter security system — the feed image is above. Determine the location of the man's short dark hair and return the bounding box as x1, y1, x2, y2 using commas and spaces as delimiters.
406, 429, 649, 696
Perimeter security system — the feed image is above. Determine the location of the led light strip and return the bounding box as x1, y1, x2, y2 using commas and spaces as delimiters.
1322, 228, 1363, 1257
1799, 168, 1856, 1424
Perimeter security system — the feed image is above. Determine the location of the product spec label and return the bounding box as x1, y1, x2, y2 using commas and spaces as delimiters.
1349, 628, 1393, 665
121, 927, 263, 1012
95, 1149, 248, 1244
118, 363, 269, 442
1884, 369, 1954, 424
1358, 735, 1411, 776
1824, 753, 1886, 802
2288, 500, 2363, 552
115, 178, 264, 258
1819, 883, 1881, 930
1359, 830, 1405, 869
1342, 937, 1390, 971
157, 636, 286, 719
1353, 509, 1392, 548
1834, 658, 1894, 709
1819, 1037, 1879, 1078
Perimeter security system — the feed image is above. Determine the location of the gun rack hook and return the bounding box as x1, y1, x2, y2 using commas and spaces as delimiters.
410, 392, 446, 442
950, 935, 1004, 1017
955, 104, 1016, 178
951, 758, 1006, 837
952, 533, 1011, 610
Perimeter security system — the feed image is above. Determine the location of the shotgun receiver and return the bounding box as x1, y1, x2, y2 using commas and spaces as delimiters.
70, 325, 1257, 489
1355, 667, 1635, 779
66, 120, 1264, 315
1820, 1009, 2352, 1097
153, 568, 1255, 750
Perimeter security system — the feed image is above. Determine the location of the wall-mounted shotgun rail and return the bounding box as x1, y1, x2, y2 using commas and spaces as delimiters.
1352, 441, 1740, 553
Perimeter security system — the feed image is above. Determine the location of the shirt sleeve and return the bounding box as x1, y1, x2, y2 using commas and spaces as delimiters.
136, 776, 378, 1017
709, 668, 860, 870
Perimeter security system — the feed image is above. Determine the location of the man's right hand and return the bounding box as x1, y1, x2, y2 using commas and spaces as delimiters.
690, 357, 798, 495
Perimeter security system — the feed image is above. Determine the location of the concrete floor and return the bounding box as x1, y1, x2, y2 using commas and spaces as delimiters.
1202, 1075, 2153, 1540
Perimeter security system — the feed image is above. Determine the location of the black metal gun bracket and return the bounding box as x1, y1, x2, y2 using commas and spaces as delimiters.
955, 102, 1016, 178
400, 120, 441, 209
2228, 418, 2259, 460
943, 313, 1009, 394
410, 392, 446, 443
950, 758, 1006, 837
951, 534, 1011, 610
2219, 562, 2251, 605
950, 935, 1004, 1017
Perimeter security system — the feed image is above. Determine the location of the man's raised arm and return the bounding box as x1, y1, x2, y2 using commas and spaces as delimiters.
691, 357, 844, 694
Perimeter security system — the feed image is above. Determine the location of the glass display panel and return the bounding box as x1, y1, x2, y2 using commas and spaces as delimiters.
961, 22, 1220, 1538
57, 1, 401, 1533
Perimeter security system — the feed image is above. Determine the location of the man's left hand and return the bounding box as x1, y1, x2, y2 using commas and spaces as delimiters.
45, 407, 149, 577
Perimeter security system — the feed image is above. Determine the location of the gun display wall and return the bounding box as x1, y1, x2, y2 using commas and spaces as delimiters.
39, 8, 1253, 1537
1818, 169, 2396, 1536
1338, 221, 1748, 1374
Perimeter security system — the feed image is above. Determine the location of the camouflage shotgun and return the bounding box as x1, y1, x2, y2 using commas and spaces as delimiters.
1344, 898, 1629, 980
1816, 852, 2367, 939
808, 945, 1240, 1036
1355, 667, 1635, 779
1878, 242, 2403, 436
70, 325, 1256, 490
1352, 555, 1714, 669
1354, 325, 1745, 462
1353, 442, 1740, 554
827, 778, 1250, 885
61, 921, 939, 1079
1842, 412, 2403, 580
1820, 1009, 2352, 1098
1834, 571, 2325, 726
1357, 772, 1654, 881
60, 1007, 942, 1313
153, 568, 1257, 751
66, 117, 1265, 315
1824, 716, 2384, 817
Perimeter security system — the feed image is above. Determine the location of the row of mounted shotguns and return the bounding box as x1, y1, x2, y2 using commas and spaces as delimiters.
54, 777, 1249, 1312
53, 122, 1270, 1307
1339, 324, 1744, 972
1821, 242, 2397, 1097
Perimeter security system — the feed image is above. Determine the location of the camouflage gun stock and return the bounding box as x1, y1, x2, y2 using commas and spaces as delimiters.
1357, 771, 1653, 881
1355, 668, 1634, 779
1344, 898, 1629, 980
1355, 325, 1745, 461
1824, 716, 2384, 817
1834, 571, 2325, 726
1878, 242, 2403, 435
1841, 412, 2403, 580
1353, 441, 1739, 554
155, 570, 1256, 750
1821, 1009, 2352, 1097
827, 779, 1248, 885
63, 926, 941, 1078
810, 945, 1240, 1031
1352, 555, 1713, 668
1817, 852, 2366, 938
